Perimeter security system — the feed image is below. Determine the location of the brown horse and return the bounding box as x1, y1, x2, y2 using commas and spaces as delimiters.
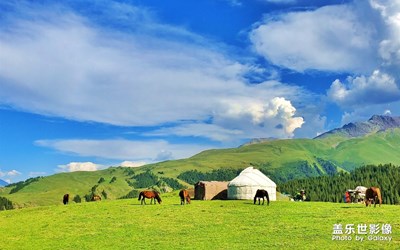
254, 189, 270, 205
91, 194, 102, 201
63, 194, 69, 205
138, 190, 162, 205
365, 187, 382, 207
179, 189, 191, 205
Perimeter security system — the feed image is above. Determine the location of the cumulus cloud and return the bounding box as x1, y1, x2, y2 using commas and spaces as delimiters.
325, 0, 400, 108
250, 3, 377, 73
150, 96, 305, 140
57, 162, 103, 172
250, 0, 400, 111
327, 70, 400, 106
119, 161, 146, 168
215, 97, 304, 137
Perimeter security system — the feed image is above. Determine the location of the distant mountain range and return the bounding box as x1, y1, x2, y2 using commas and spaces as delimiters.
0, 179, 8, 187
316, 115, 400, 138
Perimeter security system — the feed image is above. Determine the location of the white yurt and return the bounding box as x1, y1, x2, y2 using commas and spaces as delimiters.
227, 167, 276, 201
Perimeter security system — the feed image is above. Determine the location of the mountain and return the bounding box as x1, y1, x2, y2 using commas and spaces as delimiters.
316, 115, 400, 139
0, 179, 8, 187
2, 115, 400, 208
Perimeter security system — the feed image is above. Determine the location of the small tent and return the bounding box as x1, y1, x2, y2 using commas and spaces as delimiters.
194, 181, 229, 200
227, 167, 276, 201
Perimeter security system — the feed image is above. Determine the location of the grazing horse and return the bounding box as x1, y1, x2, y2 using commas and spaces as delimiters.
365, 187, 382, 207
254, 189, 270, 205
179, 189, 191, 205
138, 190, 162, 205
91, 194, 102, 201
63, 194, 69, 205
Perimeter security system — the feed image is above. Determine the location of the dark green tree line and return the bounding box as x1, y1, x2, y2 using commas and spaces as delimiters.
278, 164, 400, 204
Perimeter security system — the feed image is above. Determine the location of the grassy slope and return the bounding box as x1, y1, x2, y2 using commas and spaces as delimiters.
0, 194, 399, 249
327, 129, 400, 169
146, 128, 400, 176
0, 168, 134, 207
2, 129, 400, 208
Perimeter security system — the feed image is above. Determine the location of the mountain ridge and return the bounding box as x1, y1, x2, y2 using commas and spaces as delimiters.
315, 115, 400, 139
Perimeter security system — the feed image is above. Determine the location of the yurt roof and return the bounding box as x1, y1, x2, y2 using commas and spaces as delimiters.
228, 167, 276, 187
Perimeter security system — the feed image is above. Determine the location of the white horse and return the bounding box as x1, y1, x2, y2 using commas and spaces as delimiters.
354, 186, 367, 202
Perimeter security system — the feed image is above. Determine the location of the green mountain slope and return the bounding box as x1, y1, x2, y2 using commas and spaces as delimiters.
2, 127, 400, 209
145, 128, 400, 181
0, 168, 135, 208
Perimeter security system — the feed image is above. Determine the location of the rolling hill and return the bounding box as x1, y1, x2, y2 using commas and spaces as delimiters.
1, 115, 400, 208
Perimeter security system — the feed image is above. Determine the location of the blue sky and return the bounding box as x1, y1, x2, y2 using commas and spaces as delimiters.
1, 0, 400, 183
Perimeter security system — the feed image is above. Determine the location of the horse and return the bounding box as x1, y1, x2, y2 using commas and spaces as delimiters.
91, 194, 102, 201
365, 187, 382, 207
355, 186, 367, 203
138, 190, 162, 205
179, 189, 191, 205
63, 194, 69, 205
254, 189, 270, 205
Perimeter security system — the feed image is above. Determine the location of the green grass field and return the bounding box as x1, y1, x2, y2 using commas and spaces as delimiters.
0, 192, 398, 249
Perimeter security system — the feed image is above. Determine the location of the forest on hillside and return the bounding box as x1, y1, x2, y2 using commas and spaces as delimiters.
278, 164, 400, 204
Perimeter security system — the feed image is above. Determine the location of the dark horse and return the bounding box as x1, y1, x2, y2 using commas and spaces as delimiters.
179, 189, 191, 205
138, 190, 162, 205
254, 189, 270, 205
63, 194, 69, 205
365, 187, 382, 207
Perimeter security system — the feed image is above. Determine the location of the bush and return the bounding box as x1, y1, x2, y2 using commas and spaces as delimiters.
110, 176, 117, 183
91, 185, 99, 193
73, 195, 81, 203
0, 196, 13, 210
132, 171, 159, 188
119, 189, 140, 199
101, 190, 108, 199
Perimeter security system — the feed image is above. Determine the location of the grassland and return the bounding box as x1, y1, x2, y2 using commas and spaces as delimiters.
0, 192, 399, 249
2, 129, 400, 209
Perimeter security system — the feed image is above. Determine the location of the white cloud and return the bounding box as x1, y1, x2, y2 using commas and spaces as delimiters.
0, 170, 22, 177
328, 70, 400, 107
0, 3, 312, 143
249, 0, 400, 112
149, 123, 243, 142
119, 161, 146, 168
150, 96, 305, 140
36, 139, 214, 162
0, 7, 249, 127
250, 3, 376, 73
215, 96, 304, 137
57, 162, 103, 172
